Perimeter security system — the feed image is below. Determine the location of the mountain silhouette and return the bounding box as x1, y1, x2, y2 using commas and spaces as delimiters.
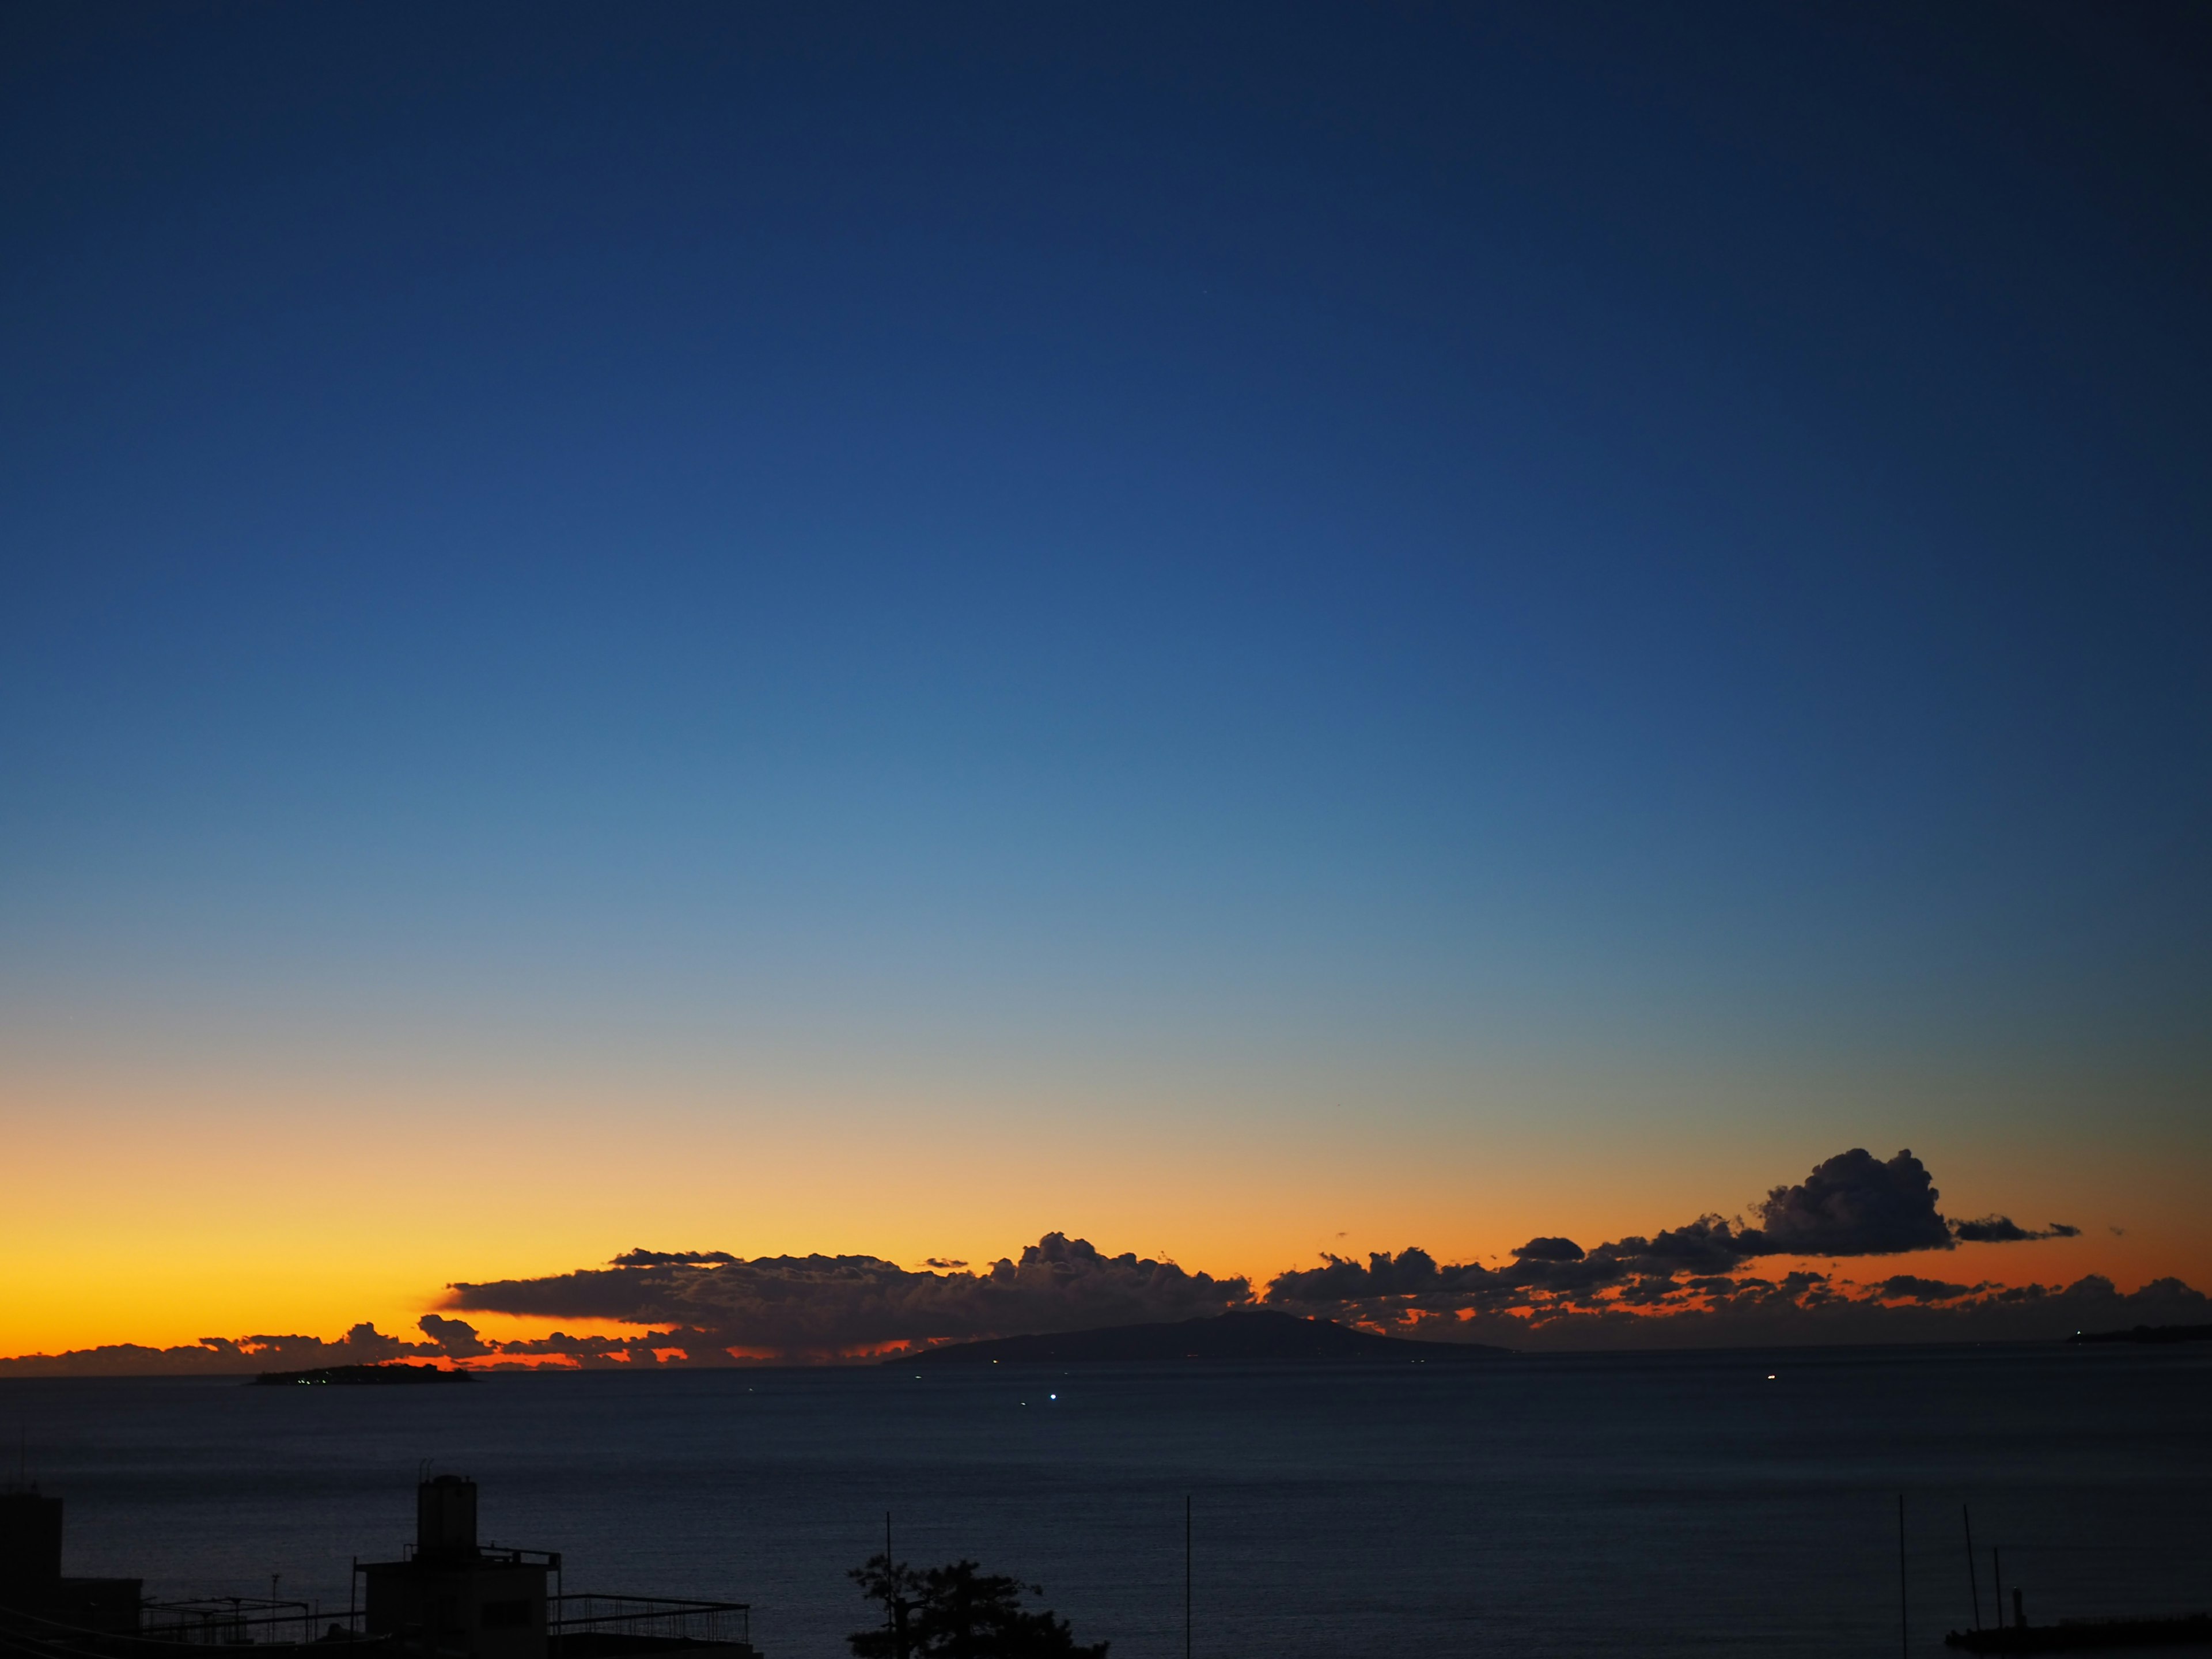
899, 1309, 1512, 1365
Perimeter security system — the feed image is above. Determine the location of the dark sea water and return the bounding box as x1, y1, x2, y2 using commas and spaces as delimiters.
5, 1343, 2208, 1658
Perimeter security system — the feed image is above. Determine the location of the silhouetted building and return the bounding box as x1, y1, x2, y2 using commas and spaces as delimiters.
6, 1476, 753, 1659
360, 1478, 554, 1659
0, 1488, 143, 1633
0, 1491, 62, 1606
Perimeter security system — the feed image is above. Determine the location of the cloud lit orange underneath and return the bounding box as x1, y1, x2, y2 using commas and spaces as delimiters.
6, 1149, 2201, 1373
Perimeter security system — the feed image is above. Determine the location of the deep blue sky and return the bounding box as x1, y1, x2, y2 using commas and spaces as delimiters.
3, 4, 2209, 1325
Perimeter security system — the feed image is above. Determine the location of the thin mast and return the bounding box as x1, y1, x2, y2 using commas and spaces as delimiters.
1963, 1508, 1980, 1631
1898, 1494, 1910, 1659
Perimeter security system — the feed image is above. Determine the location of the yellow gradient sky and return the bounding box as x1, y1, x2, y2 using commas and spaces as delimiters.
5, 1040, 2201, 1356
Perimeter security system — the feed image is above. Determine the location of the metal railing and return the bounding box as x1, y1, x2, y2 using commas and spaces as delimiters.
0, 1603, 389, 1659
25, 1584, 753, 1655
141, 1601, 316, 1646
550, 1596, 749, 1650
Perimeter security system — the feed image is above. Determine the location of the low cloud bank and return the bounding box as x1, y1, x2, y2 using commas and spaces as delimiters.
448, 1232, 1245, 1355
0, 1314, 771, 1377
0, 1321, 452, 1378
1268, 1147, 2082, 1313
1952, 1216, 2081, 1243
1258, 1147, 2145, 1346
0, 1236, 1244, 1374
0, 1147, 2177, 1372
1424, 1274, 2210, 1350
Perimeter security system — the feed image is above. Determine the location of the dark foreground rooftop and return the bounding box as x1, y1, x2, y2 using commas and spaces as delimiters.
1946, 1613, 2212, 1650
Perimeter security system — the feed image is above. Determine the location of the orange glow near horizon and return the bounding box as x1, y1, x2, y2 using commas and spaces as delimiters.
3, 1050, 2206, 1360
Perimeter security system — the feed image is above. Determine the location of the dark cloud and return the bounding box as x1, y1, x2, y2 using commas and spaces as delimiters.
0, 1237, 1245, 1373
1266, 1247, 1502, 1310
1264, 1146, 2110, 1343
0, 1322, 441, 1378
1683, 1275, 1747, 1297
478, 1327, 731, 1368
1585, 1149, 2074, 1266
1471, 1273, 2212, 1350
490, 1330, 635, 1358
922, 1259, 969, 1270
417, 1315, 492, 1358
1950, 1215, 2080, 1243
0, 1317, 754, 1377
1747, 1148, 1952, 1255
1513, 1237, 1586, 1263
1874, 1276, 1975, 1302
1594, 1215, 1760, 1275
446, 1233, 1249, 1357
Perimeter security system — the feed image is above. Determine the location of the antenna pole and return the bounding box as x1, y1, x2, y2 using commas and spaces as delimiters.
1897, 1494, 1909, 1659
1963, 1508, 1980, 1631
1184, 1495, 1192, 1659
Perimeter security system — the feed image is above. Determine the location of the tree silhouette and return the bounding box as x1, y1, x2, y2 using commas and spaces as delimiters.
848, 1555, 1108, 1659
849, 1555, 923, 1659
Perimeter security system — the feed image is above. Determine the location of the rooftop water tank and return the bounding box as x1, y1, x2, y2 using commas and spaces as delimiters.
417, 1476, 479, 1562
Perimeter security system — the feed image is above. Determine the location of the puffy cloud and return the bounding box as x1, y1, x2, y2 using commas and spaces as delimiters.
1745, 1148, 1952, 1256
1265, 1248, 1506, 1317
446, 1233, 1249, 1358
1547, 1148, 2074, 1270
417, 1315, 492, 1358
1513, 1238, 1585, 1263
1594, 1215, 1760, 1274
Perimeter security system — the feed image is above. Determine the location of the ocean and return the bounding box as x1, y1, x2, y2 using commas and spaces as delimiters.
5, 1342, 2207, 1658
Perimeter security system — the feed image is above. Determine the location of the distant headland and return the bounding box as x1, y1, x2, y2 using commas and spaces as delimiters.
2065, 1321, 2212, 1346
252, 1362, 472, 1385
900, 1309, 1512, 1365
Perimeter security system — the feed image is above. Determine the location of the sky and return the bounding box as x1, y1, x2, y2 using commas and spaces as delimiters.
3, 3, 2209, 1365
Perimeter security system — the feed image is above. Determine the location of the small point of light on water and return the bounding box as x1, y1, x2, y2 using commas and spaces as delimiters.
1767, 1374, 1777, 1380
1050, 1393, 1056, 1400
